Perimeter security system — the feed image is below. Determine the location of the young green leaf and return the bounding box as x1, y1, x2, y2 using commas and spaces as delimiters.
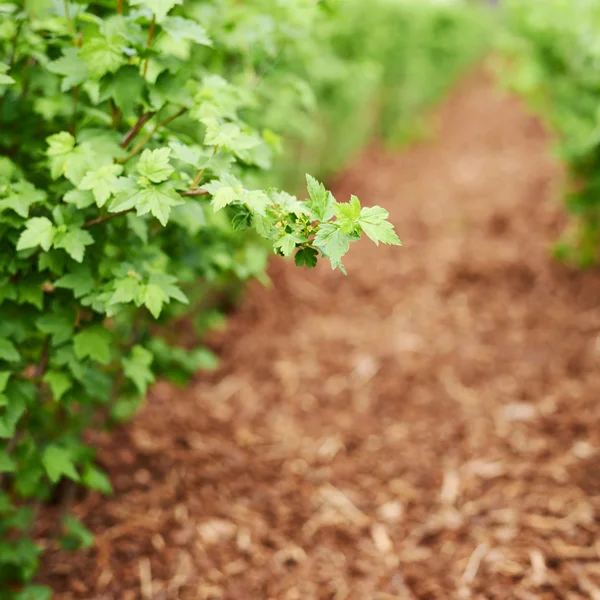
42, 446, 80, 483
0, 371, 11, 393
79, 164, 123, 207
36, 314, 75, 346
53, 228, 95, 263
358, 205, 402, 246
123, 346, 155, 395
54, 266, 95, 298
17, 217, 55, 252
162, 17, 212, 45
129, 0, 184, 22
43, 371, 73, 402
306, 174, 335, 221
313, 222, 355, 272
79, 36, 127, 79
274, 234, 306, 257
136, 148, 175, 184
73, 327, 112, 364
60, 515, 94, 551
204, 176, 244, 212
0, 339, 19, 362
47, 132, 76, 157
47, 48, 88, 92
335, 195, 362, 234
82, 464, 113, 495
129, 185, 183, 226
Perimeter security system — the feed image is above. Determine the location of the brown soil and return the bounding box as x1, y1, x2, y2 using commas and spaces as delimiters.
38, 70, 600, 599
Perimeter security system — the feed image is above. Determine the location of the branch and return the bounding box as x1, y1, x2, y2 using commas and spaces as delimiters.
121, 111, 155, 148
83, 208, 134, 229
35, 337, 51, 379
118, 108, 187, 163
82, 188, 208, 228
181, 188, 209, 197
142, 15, 156, 78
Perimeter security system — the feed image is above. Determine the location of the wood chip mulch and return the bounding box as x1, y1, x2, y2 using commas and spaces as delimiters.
37, 68, 600, 599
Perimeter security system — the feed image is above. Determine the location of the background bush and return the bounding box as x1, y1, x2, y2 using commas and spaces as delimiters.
0, 0, 488, 596
497, 0, 600, 266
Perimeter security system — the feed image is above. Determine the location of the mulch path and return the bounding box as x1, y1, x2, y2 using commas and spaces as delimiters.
38, 68, 600, 599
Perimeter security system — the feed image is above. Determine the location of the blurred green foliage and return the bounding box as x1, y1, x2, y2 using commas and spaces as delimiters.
498, 0, 600, 266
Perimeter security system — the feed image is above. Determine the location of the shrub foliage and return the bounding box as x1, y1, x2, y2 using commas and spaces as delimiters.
498, 0, 600, 266
0, 0, 486, 596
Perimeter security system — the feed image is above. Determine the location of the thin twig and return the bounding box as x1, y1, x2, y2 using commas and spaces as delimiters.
117, 0, 123, 13
190, 145, 218, 190
181, 188, 209, 197
83, 186, 207, 228
83, 209, 135, 229
35, 337, 51, 379
121, 111, 155, 148
118, 108, 187, 162
142, 15, 156, 78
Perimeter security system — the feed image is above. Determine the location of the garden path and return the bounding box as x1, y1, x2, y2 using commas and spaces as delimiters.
40, 69, 600, 599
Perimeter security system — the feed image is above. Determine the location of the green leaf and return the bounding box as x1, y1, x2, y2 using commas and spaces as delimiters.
295, 247, 318, 268
47, 48, 88, 91
110, 276, 143, 306
0, 450, 15, 473
55, 266, 95, 298
142, 283, 168, 318
36, 314, 75, 346
0, 181, 46, 218
0, 392, 26, 438
306, 174, 335, 221
335, 195, 361, 234
136, 148, 174, 183
274, 233, 306, 257
82, 464, 113, 495
129, 0, 184, 22
79, 164, 123, 207
73, 327, 112, 364
106, 66, 145, 115
128, 185, 183, 226
63, 189, 95, 209
313, 223, 355, 272
53, 228, 95, 263
243, 189, 270, 216
162, 16, 212, 45
123, 345, 154, 395
358, 205, 402, 246
43, 370, 73, 401
17, 217, 55, 252
0, 371, 10, 393
60, 515, 94, 551
0, 338, 20, 362
204, 175, 244, 212
18, 280, 44, 310
80, 36, 127, 79
47, 132, 75, 157
169, 201, 206, 235
141, 273, 188, 318
0, 73, 14, 85
42, 445, 80, 483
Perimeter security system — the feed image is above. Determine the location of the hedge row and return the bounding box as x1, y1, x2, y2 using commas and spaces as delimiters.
497, 0, 600, 266
0, 1, 488, 596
